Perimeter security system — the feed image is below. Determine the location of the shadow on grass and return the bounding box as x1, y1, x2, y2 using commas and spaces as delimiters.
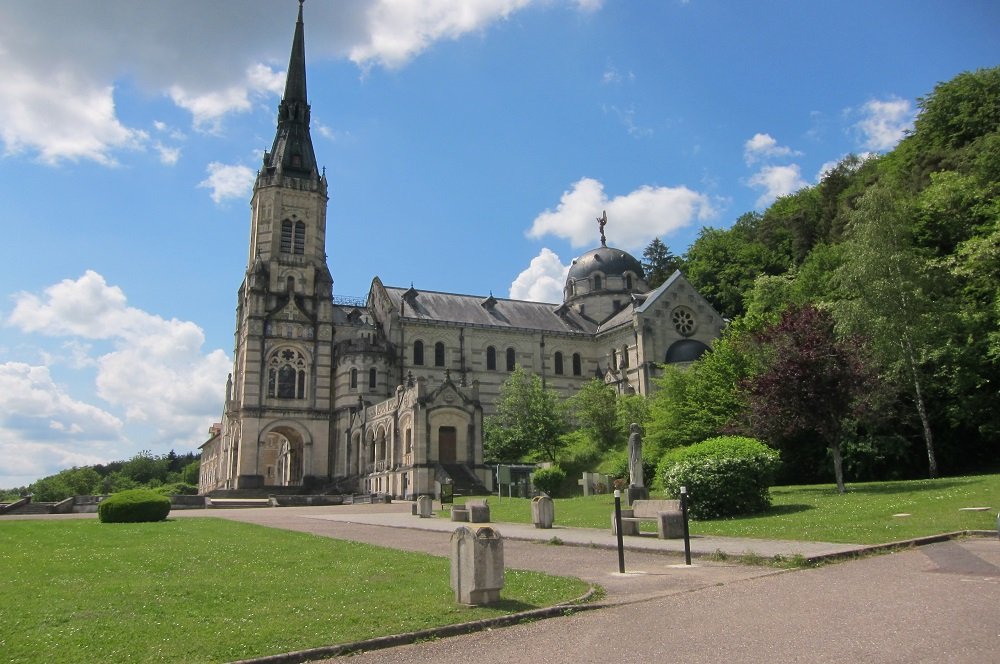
781, 479, 974, 498
489, 599, 541, 612
696, 503, 815, 523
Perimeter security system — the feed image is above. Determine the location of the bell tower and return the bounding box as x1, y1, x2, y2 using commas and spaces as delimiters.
222, 1, 336, 490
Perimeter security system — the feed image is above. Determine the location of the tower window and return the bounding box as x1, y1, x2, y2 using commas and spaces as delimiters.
294, 221, 305, 255
554, 351, 564, 375
413, 340, 424, 366
280, 220, 293, 253
572, 353, 582, 376
369, 367, 377, 390
267, 348, 308, 399
506, 347, 516, 372
621, 345, 630, 369
594, 275, 602, 290
350, 368, 358, 389
434, 342, 445, 367
486, 346, 497, 371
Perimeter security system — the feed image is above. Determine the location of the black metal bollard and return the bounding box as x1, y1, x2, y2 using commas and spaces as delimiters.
614, 489, 625, 573
680, 486, 692, 566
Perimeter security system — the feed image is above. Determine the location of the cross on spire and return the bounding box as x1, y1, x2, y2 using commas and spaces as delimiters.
597, 210, 608, 247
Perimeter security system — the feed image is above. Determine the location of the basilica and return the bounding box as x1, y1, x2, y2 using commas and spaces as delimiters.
198, 3, 723, 499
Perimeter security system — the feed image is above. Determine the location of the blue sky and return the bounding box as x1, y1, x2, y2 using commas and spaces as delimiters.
0, 0, 996, 488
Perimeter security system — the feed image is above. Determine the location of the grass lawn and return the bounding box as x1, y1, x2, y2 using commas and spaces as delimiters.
446, 473, 999, 544
0, 518, 590, 664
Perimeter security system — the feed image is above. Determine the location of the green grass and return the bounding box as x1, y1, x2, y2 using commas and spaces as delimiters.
447, 473, 999, 544
0, 518, 590, 663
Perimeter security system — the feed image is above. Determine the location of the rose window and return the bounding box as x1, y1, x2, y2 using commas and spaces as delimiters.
671, 307, 696, 337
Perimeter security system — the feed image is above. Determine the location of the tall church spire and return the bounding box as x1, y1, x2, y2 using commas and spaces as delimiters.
262, 0, 319, 179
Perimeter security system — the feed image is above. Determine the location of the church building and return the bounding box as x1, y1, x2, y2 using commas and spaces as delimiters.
198, 3, 723, 499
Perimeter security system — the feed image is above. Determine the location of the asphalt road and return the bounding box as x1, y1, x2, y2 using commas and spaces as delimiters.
333, 538, 999, 664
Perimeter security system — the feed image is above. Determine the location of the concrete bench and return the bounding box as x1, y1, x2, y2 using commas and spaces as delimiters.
465, 499, 491, 523
611, 499, 683, 539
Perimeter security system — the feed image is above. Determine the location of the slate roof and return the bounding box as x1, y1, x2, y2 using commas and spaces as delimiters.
382, 286, 597, 336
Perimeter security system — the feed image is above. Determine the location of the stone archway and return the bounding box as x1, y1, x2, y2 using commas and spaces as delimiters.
261, 425, 306, 487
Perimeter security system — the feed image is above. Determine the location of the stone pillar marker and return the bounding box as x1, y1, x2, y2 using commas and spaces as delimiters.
416, 494, 433, 518
531, 495, 554, 528
450, 526, 504, 605
627, 422, 649, 505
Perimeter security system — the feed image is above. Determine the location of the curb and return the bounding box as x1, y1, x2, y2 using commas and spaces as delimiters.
228, 587, 602, 664
802, 529, 997, 564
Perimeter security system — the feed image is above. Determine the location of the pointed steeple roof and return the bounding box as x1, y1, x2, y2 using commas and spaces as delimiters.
262, 1, 319, 180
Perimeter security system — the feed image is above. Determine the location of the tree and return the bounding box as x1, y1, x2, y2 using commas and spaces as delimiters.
641, 238, 681, 288
833, 183, 944, 478
740, 305, 875, 493
483, 367, 568, 462
567, 379, 620, 452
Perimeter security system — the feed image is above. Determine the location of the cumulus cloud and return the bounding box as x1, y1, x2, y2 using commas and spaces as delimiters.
747, 164, 808, 207
348, 0, 534, 68
4, 271, 231, 482
527, 177, 716, 250
198, 162, 256, 203
0, 362, 124, 487
509, 248, 570, 303
853, 97, 914, 151
743, 133, 801, 166
1, 1, 594, 164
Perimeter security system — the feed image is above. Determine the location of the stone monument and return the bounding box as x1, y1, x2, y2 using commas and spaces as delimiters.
627, 422, 649, 505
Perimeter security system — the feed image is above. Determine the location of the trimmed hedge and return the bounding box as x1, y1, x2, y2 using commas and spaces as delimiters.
531, 465, 566, 497
98, 488, 171, 523
660, 436, 780, 519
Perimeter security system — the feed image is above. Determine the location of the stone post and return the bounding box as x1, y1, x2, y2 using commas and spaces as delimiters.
416, 494, 433, 518
450, 526, 504, 605
531, 495, 554, 528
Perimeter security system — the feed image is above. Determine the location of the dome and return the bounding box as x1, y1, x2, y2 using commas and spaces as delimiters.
664, 339, 711, 364
566, 246, 644, 284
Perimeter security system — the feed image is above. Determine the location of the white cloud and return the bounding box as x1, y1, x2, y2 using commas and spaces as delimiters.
0, 362, 125, 487
509, 248, 569, 303
853, 97, 914, 151
348, 0, 534, 68
4, 271, 230, 484
0, 1, 596, 164
198, 162, 256, 204
747, 164, 808, 207
743, 132, 801, 166
527, 177, 716, 250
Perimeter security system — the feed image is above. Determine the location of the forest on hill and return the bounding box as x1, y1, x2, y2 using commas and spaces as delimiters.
642, 66, 999, 484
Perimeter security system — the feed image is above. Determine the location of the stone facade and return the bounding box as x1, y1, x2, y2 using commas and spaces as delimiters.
198, 4, 723, 499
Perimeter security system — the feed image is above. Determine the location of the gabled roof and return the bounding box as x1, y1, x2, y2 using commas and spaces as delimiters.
382, 285, 595, 335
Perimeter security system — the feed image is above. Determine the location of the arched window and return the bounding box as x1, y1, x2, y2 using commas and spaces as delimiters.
625, 274, 633, 290
280, 220, 293, 253
594, 275, 602, 290
611, 348, 618, 370
554, 351, 564, 375
506, 347, 516, 372
293, 221, 305, 255
267, 348, 307, 399
434, 342, 445, 367
350, 368, 358, 389
286, 276, 295, 293
413, 340, 424, 366
486, 346, 497, 371
621, 345, 629, 369
572, 353, 582, 376
368, 367, 377, 390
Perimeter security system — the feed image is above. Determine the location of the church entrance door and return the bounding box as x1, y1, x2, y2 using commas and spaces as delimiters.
438, 426, 457, 463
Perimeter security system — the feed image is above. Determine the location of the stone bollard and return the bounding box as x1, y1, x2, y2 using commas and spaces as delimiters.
531, 495, 554, 529
416, 495, 433, 518
450, 526, 504, 606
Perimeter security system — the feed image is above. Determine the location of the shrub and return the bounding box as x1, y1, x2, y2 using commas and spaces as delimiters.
531, 465, 566, 497
98, 489, 171, 523
603, 449, 658, 489
152, 482, 199, 496
660, 436, 780, 519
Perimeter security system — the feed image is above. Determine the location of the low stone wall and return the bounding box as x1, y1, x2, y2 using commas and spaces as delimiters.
268, 494, 346, 507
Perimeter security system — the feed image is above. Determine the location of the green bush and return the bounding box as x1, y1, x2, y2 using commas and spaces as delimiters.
660, 436, 780, 519
152, 482, 199, 496
531, 465, 566, 497
98, 489, 171, 523
602, 449, 658, 489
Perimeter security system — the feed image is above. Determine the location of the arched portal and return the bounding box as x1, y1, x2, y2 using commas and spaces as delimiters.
260, 425, 306, 487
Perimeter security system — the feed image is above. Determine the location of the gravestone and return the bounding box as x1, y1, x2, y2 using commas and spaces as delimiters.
450, 526, 504, 605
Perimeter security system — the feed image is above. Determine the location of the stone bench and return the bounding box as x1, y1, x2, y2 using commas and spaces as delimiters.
465, 499, 491, 523
611, 499, 683, 539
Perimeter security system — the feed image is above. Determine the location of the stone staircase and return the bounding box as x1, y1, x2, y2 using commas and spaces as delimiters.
439, 464, 490, 497
1, 500, 56, 515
